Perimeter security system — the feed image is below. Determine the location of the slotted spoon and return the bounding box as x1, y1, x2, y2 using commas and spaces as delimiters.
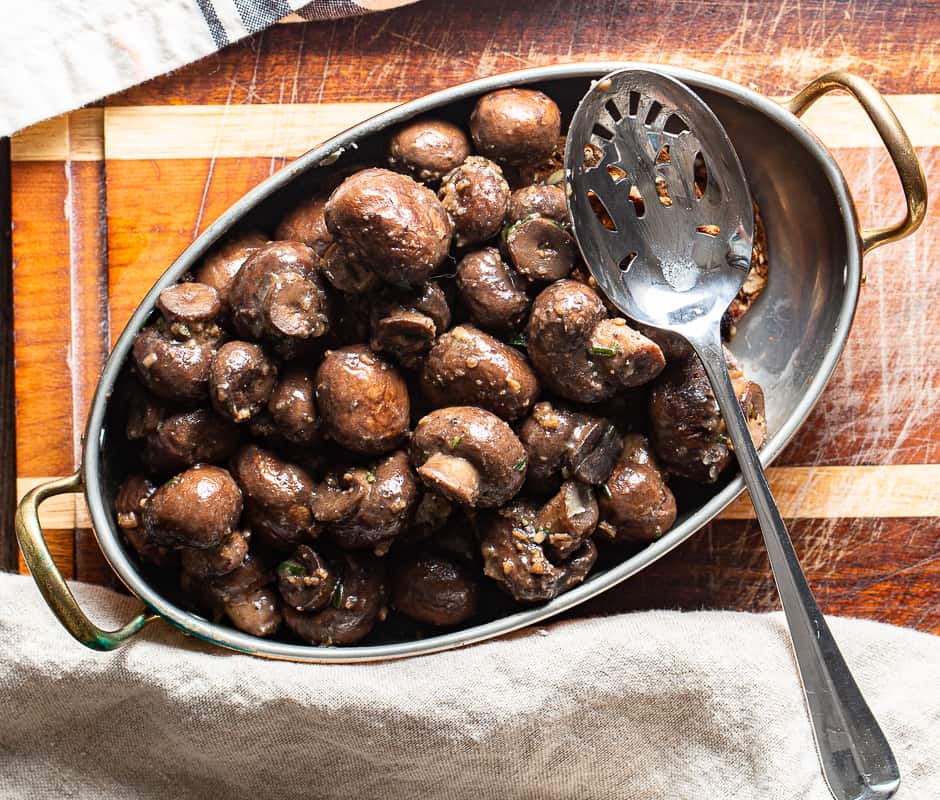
565, 68, 899, 800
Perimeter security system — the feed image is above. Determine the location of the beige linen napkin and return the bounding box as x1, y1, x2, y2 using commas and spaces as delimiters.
0, 572, 937, 799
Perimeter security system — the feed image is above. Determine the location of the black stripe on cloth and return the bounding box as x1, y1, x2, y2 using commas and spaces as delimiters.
295, 1, 370, 21
234, 0, 294, 32
195, 0, 230, 47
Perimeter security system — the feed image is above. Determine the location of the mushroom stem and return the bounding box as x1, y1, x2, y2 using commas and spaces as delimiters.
417, 453, 481, 506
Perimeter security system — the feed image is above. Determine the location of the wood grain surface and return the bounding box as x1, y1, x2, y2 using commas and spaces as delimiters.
4, 0, 939, 634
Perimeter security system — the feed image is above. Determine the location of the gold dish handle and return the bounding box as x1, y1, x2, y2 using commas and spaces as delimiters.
785, 70, 927, 254
14, 471, 156, 651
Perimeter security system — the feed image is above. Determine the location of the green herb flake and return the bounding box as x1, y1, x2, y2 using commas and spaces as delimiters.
509, 333, 527, 348
449, 435, 463, 449
278, 561, 305, 578
512, 455, 527, 472
589, 344, 620, 357
600, 483, 613, 499
330, 577, 345, 609
366, 471, 377, 484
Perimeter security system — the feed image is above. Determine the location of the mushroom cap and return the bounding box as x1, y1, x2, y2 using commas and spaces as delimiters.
209, 341, 278, 423
388, 118, 471, 183
392, 553, 479, 626
411, 406, 526, 508
315, 345, 411, 454
470, 88, 562, 167
142, 407, 240, 475
455, 247, 530, 333
194, 229, 267, 308
274, 195, 333, 256
438, 156, 510, 247
132, 326, 215, 403
507, 183, 568, 225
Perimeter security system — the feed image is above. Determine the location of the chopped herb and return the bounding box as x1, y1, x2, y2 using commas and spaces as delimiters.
366, 471, 377, 484
278, 561, 305, 578
508, 333, 527, 348
536, 525, 552, 536
512, 455, 527, 472
330, 576, 345, 609
589, 344, 620, 357
600, 483, 613, 499
449, 435, 463, 449
161, 475, 183, 490
717, 434, 731, 447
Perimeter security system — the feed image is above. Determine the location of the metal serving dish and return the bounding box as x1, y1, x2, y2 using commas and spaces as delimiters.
16, 63, 926, 662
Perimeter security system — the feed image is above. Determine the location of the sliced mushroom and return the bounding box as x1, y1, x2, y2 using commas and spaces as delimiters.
274, 195, 333, 256
470, 89, 562, 167
369, 283, 452, 368
116, 474, 176, 567
231, 444, 318, 549
392, 553, 479, 626
277, 544, 338, 612
316, 345, 410, 454
411, 406, 526, 508
506, 183, 568, 225
597, 434, 677, 543
194, 229, 267, 310
648, 351, 766, 483
479, 499, 597, 603
518, 401, 621, 492
142, 408, 240, 475
526, 280, 665, 402
504, 216, 576, 282
228, 241, 331, 359
438, 156, 510, 247
180, 529, 250, 578
314, 451, 419, 555
224, 587, 283, 638
143, 464, 243, 549
282, 553, 387, 646
421, 324, 539, 421
455, 247, 530, 333
388, 118, 471, 184
209, 341, 278, 423
324, 168, 453, 285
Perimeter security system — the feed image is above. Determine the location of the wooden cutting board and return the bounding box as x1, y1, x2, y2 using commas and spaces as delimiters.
7, 0, 940, 632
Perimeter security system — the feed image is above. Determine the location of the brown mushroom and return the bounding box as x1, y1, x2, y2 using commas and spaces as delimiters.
324, 168, 453, 285
249, 366, 319, 446
131, 324, 218, 404
277, 544, 338, 612
142, 408, 240, 475
411, 406, 527, 508
180, 529, 250, 578
648, 351, 766, 483
124, 379, 165, 441
388, 118, 471, 184
597, 434, 677, 542
479, 499, 597, 602
225, 587, 283, 638
321, 243, 382, 294
209, 341, 278, 423
194, 229, 267, 309
438, 156, 510, 247
526, 280, 665, 402
369, 282, 452, 368
116, 474, 176, 567
455, 247, 530, 333
392, 552, 479, 626
143, 464, 243, 549
470, 88, 562, 167
228, 241, 331, 358
507, 183, 568, 225
518, 401, 622, 492
231, 444, 318, 549
282, 553, 387, 646
315, 345, 410, 454
314, 451, 419, 555
536, 479, 600, 559
504, 215, 577, 282
421, 324, 539, 421
274, 195, 333, 256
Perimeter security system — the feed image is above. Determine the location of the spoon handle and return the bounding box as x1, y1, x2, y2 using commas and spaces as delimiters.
690, 332, 900, 800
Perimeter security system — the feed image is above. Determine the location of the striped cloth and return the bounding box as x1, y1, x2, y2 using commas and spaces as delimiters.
0, 0, 420, 137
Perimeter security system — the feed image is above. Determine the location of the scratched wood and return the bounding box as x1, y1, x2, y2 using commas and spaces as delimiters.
6, 1, 940, 633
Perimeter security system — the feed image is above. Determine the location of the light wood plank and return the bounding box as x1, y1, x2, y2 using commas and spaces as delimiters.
10, 109, 104, 162
16, 465, 940, 529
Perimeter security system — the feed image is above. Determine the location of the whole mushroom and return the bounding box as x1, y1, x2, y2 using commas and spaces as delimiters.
143, 464, 243, 549
209, 341, 278, 423
274, 195, 333, 256
316, 345, 410, 454
142, 408, 240, 475
455, 248, 530, 333
195, 229, 267, 310
249, 366, 319, 447
225, 588, 283, 638
597, 433, 677, 542
411, 406, 527, 508
231, 444, 318, 549
324, 168, 453, 285
526, 280, 665, 402
503, 215, 577, 282
421, 324, 539, 421
180, 529, 250, 578
506, 183, 568, 225
115, 474, 176, 567
438, 156, 510, 247
470, 88, 562, 167
388, 118, 471, 184
392, 552, 479, 626
277, 544, 338, 612
369, 283, 452, 369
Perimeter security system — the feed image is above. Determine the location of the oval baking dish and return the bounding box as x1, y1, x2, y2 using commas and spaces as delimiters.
16, 63, 926, 662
